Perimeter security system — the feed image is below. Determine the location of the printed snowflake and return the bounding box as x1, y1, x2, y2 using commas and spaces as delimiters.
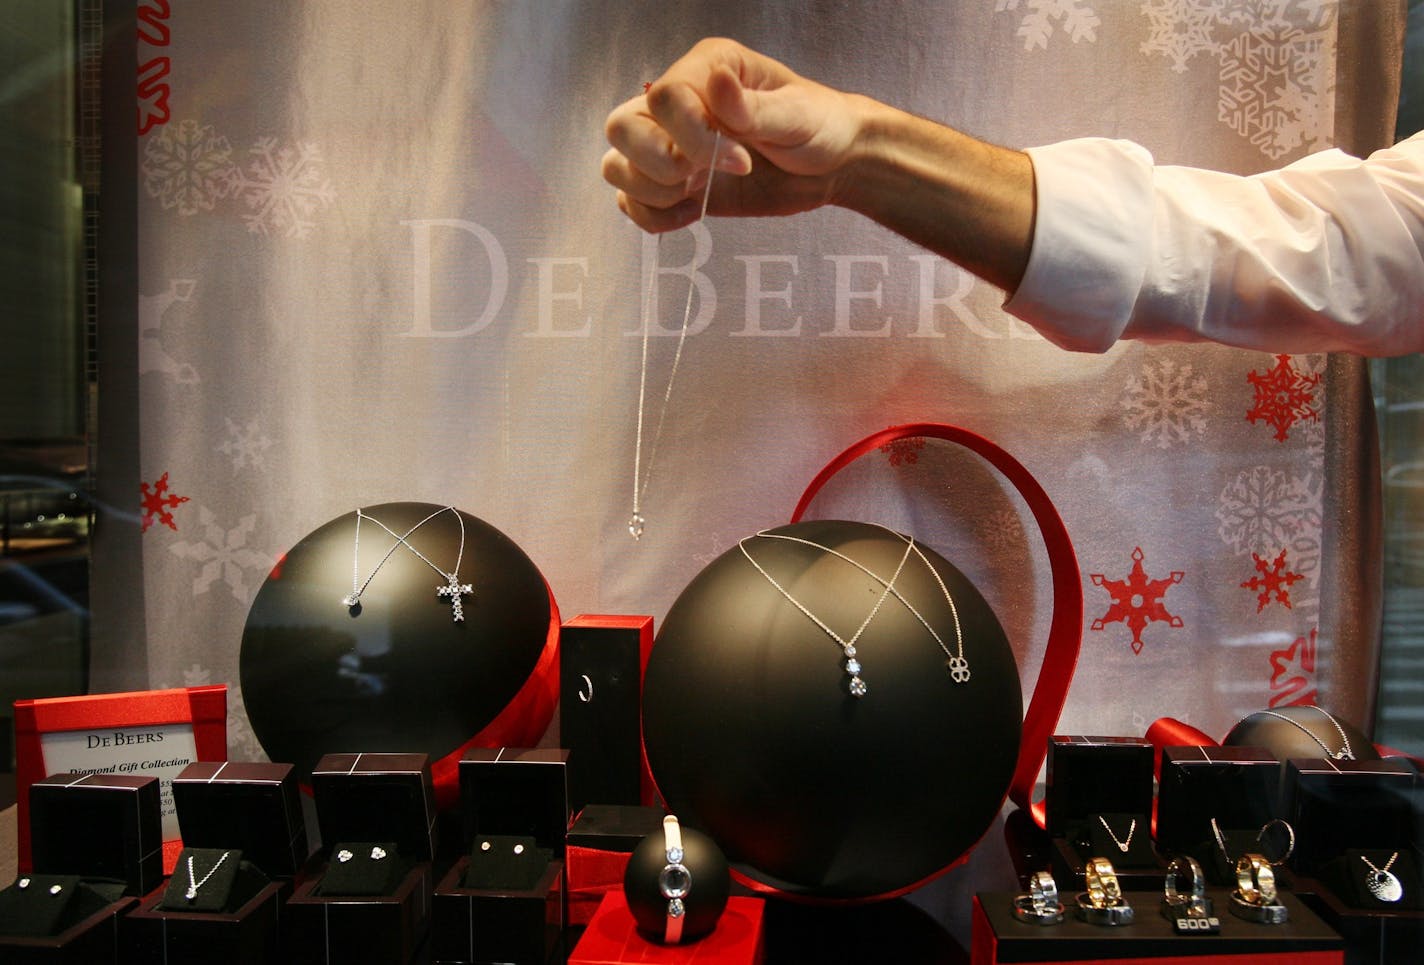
1138, 1, 1336, 158
225, 686, 268, 761
1241, 547, 1304, 612
1246, 354, 1321, 442
1139, 0, 1223, 73
141, 471, 191, 533
880, 437, 925, 467
978, 507, 1024, 554
996, 0, 1101, 50
142, 119, 236, 216
1121, 358, 1213, 448
168, 506, 272, 603
226, 137, 337, 239
182, 663, 212, 687
217, 417, 273, 471
1216, 466, 1318, 557
1268, 625, 1318, 707
1090, 547, 1185, 654
139, 279, 201, 385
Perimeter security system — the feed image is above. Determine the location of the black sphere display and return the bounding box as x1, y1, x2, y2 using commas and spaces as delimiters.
623, 820, 730, 943
240, 503, 555, 781
1224, 705, 1378, 762
642, 520, 1022, 900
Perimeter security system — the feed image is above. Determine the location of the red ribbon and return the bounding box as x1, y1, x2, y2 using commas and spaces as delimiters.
791, 423, 1083, 824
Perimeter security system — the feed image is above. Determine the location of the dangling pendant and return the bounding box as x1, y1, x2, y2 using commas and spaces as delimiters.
947, 655, 971, 683
185, 887, 197, 901
1367, 869, 1403, 903
845, 645, 866, 697
628, 513, 645, 540
436, 574, 473, 622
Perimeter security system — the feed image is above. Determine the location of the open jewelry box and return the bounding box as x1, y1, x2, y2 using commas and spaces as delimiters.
430, 747, 570, 965
285, 752, 438, 965
0, 773, 161, 964
123, 761, 306, 965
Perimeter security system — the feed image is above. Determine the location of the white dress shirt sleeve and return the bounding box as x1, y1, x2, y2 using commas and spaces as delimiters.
1004, 132, 1424, 356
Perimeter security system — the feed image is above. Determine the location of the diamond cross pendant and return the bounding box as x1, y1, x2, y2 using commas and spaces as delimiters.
437, 574, 473, 622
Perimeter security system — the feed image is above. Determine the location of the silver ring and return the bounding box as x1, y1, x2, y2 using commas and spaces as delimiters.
1029, 871, 1059, 913
1164, 856, 1206, 907
1257, 818, 1295, 866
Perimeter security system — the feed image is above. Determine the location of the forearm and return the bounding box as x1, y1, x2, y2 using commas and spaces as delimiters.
833, 97, 1036, 295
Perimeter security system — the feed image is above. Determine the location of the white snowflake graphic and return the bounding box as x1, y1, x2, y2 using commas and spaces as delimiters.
139, 279, 201, 384
1121, 358, 1214, 448
226, 137, 337, 239
182, 662, 212, 687
142, 119, 236, 216
1139, 0, 1336, 159
1215, 466, 1321, 559
217, 417, 273, 471
997, 0, 1101, 50
168, 506, 273, 603
978, 507, 1024, 553
1139, 0, 1224, 72
224, 685, 269, 762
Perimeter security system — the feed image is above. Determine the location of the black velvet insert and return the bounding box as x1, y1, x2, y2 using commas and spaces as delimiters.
463, 834, 551, 891
1077, 812, 1157, 868
159, 848, 244, 912
0, 873, 82, 937
318, 841, 409, 897
1332, 849, 1424, 911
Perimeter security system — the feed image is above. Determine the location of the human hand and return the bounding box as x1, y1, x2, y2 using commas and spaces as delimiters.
601, 38, 867, 231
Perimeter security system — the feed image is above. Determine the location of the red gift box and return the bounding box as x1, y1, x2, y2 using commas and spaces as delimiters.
569, 892, 764, 964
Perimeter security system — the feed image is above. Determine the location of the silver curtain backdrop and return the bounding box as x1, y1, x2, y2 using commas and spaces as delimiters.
98, 3, 1400, 782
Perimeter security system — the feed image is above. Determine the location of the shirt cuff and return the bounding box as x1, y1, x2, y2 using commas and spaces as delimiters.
1004, 138, 1157, 353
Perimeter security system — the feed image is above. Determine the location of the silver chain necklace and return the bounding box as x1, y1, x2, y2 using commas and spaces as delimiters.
1099, 815, 1135, 853
628, 132, 722, 541
1360, 852, 1403, 902
1254, 706, 1354, 760
342, 506, 472, 622
185, 850, 231, 901
738, 526, 969, 697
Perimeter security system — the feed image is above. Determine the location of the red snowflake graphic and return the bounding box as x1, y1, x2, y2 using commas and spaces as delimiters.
880, 437, 925, 467
1090, 547, 1184, 654
1268, 626, 1318, 708
1245, 354, 1320, 442
140, 471, 190, 532
1240, 548, 1304, 612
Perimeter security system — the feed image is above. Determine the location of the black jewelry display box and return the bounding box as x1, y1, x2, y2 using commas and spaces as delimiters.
1156, 745, 1282, 859
171, 761, 311, 879
125, 762, 303, 965
5, 774, 160, 964
28, 772, 164, 895
972, 889, 1343, 963
432, 749, 572, 964
559, 615, 654, 811
1280, 757, 1416, 875
285, 752, 437, 965
1045, 736, 1164, 889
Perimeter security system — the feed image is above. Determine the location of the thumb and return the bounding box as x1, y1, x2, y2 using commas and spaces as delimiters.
705, 66, 755, 175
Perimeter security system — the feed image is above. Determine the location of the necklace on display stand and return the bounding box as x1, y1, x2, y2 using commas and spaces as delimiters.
1254, 706, 1355, 760
1099, 815, 1136, 854
628, 132, 722, 541
185, 850, 231, 902
1360, 852, 1403, 902
738, 525, 971, 697
342, 506, 473, 622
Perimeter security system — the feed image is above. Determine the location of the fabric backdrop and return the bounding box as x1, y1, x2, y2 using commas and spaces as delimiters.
101, 1, 1400, 821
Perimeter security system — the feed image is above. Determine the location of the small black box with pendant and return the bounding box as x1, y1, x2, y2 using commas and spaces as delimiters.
1156, 744, 1282, 869
285, 752, 437, 965
1045, 736, 1164, 890
171, 761, 311, 878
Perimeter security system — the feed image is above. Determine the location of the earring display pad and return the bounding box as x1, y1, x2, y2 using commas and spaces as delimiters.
463, 835, 551, 891
240, 502, 556, 780
643, 519, 1022, 899
311, 752, 439, 862
0, 874, 83, 937
457, 747, 570, 857
319, 842, 408, 897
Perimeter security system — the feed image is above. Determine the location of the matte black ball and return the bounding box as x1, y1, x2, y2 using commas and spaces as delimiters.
240, 503, 554, 780
623, 821, 730, 943
1224, 706, 1378, 762
642, 520, 1022, 899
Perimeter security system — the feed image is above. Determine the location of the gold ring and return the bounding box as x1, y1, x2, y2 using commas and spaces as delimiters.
1235, 853, 1276, 905
1085, 857, 1121, 908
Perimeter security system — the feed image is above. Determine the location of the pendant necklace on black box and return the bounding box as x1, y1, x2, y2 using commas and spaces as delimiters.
1360, 852, 1403, 902
1254, 707, 1354, 760
627, 132, 722, 541
186, 850, 231, 902
1099, 815, 1135, 854
738, 525, 970, 697
342, 506, 472, 622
